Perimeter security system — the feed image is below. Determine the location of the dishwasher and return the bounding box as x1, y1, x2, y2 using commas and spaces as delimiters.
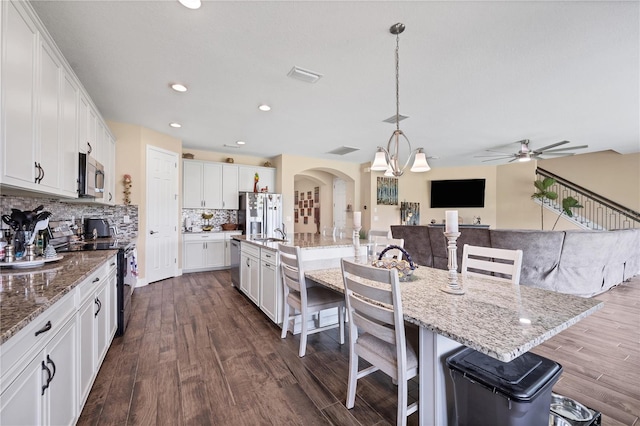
230, 238, 240, 287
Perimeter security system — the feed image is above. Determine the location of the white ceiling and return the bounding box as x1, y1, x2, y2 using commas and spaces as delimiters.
30, 0, 639, 168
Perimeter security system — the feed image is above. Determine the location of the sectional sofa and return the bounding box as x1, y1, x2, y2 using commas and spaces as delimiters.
391, 225, 640, 297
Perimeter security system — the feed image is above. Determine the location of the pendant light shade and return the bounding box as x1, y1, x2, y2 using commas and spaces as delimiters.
371, 23, 432, 177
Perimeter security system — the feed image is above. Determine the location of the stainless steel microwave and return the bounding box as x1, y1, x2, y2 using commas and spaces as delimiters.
78, 153, 104, 198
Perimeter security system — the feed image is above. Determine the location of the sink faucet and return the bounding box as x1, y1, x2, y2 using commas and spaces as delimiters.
274, 223, 286, 240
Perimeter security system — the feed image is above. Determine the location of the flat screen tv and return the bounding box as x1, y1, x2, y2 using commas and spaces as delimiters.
430, 179, 486, 208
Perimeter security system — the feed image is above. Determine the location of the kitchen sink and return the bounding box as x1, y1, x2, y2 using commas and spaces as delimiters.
252, 237, 287, 242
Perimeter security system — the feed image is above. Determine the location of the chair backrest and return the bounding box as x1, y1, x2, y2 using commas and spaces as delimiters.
278, 244, 307, 300
373, 236, 405, 260
368, 229, 391, 241
341, 259, 406, 354
461, 244, 523, 285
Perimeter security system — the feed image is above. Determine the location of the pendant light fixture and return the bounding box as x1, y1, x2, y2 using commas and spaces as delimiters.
371, 23, 431, 177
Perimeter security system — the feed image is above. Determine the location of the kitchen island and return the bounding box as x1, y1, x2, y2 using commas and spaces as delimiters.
306, 264, 603, 425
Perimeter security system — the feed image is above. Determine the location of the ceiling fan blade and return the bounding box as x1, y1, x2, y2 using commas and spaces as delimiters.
537, 152, 576, 158
539, 145, 588, 153
474, 154, 514, 158
481, 157, 513, 162
533, 140, 569, 153
485, 149, 516, 155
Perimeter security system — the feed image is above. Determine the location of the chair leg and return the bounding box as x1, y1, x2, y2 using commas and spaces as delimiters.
338, 305, 345, 345
299, 310, 308, 357
397, 378, 408, 426
346, 348, 358, 409
281, 302, 290, 339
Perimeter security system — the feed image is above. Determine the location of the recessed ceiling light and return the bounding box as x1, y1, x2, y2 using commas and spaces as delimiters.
236, 141, 246, 145
258, 104, 271, 112
169, 122, 182, 128
170, 83, 187, 92
178, 0, 201, 10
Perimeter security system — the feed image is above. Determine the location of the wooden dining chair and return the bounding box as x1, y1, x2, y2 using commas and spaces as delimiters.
461, 244, 523, 285
340, 258, 418, 426
279, 244, 345, 357
373, 236, 405, 260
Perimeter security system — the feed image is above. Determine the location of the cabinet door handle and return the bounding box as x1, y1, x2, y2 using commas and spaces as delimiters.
108, 192, 113, 201
110, 262, 116, 267
95, 297, 102, 317
35, 320, 52, 337
46, 355, 57, 384
150, 230, 156, 235
34, 162, 42, 183
41, 361, 52, 395
38, 163, 44, 183
87, 142, 92, 154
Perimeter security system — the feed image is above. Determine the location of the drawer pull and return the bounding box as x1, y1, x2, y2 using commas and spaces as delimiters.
92, 277, 100, 283
35, 321, 52, 337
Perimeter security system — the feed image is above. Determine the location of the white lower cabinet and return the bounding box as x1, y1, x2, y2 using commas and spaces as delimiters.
0, 254, 117, 426
259, 248, 282, 324
0, 299, 77, 426
183, 233, 229, 273
240, 242, 261, 304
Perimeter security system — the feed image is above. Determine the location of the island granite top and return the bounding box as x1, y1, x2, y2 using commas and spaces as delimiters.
306, 263, 603, 362
0, 250, 117, 344
234, 233, 358, 250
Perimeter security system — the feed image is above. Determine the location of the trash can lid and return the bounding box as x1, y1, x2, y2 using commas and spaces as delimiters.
446, 348, 562, 402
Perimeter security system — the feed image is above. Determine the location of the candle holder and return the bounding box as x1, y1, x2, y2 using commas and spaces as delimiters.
440, 231, 465, 295
353, 226, 362, 260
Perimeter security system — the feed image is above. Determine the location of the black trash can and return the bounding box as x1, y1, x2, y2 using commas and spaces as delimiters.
446, 347, 563, 426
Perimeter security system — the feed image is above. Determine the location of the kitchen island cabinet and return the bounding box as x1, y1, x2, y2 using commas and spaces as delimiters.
259, 247, 281, 323
0, 251, 118, 426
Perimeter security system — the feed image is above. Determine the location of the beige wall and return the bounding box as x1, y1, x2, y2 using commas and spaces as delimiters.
362, 164, 498, 231
276, 154, 362, 235
539, 151, 640, 211
108, 121, 182, 282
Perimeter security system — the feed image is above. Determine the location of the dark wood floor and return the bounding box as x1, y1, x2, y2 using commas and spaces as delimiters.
77, 270, 640, 426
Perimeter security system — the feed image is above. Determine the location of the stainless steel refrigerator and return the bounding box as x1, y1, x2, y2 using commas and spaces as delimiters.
238, 192, 283, 238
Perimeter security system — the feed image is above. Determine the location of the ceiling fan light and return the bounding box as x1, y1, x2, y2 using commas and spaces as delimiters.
410, 149, 431, 172
518, 154, 531, 162
178, 0, 201, 9
371, 149, 389, 171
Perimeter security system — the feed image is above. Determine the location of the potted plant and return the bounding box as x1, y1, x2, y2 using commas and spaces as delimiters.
531, 178, 583, 230
531, 178, 558, 229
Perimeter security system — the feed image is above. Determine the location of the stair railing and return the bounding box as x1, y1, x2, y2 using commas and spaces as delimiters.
535, 168, 640, 230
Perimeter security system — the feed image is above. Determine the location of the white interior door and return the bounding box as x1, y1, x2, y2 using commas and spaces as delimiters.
146, 146, 178, 284
333, 178, 347, 230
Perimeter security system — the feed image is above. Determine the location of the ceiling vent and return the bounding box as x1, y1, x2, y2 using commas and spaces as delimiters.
287, 66, 323, 83
383, 114, 409, 123
223, 144, 241, 149
328, 146, 360, 156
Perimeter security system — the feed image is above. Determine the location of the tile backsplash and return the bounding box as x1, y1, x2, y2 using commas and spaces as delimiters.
182, 209, 238, 231
1, 194, 138, 238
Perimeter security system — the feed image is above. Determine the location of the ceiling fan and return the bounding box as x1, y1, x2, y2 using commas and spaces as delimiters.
476, 139, 589, 163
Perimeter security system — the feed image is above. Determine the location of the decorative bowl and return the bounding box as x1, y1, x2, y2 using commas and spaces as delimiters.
202, 213, 214, 220
372, 245, 417, 281
222, 223, 237, 231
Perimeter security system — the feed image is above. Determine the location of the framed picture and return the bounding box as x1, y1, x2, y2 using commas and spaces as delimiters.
309, 200, 314, 208
307, 208, 312, 216
294, 210, 299, 223
314, 207, 320, 224
303, 216, 308, 224
400, 202, 420, 225
294, 191, 299, 204
298, 201, 303, 209
304, 200, 308, 208
307, 191, 312, 199
314, 186, 320, 203
377, 177, 398, 205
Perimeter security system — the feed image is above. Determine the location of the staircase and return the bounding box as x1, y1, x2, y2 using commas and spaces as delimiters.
535, 168, 640, 230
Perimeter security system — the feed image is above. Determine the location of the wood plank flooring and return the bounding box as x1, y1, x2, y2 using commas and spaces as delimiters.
78, 271, 640, 426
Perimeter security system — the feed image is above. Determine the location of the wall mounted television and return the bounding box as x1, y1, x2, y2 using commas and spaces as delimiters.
430, 179, 486, 208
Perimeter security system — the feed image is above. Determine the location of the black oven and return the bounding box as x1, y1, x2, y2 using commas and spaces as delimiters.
55, 239, 136, 336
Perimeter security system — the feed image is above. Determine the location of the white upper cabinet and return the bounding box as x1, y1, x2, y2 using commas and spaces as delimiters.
1, 0, 114, 200
222, 164, 239, 209
183, 160, 222, 209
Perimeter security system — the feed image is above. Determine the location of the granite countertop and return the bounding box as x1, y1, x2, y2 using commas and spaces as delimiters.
183, 230, 241, 235
306, 264, 603, 362
0, 250, 118, 344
